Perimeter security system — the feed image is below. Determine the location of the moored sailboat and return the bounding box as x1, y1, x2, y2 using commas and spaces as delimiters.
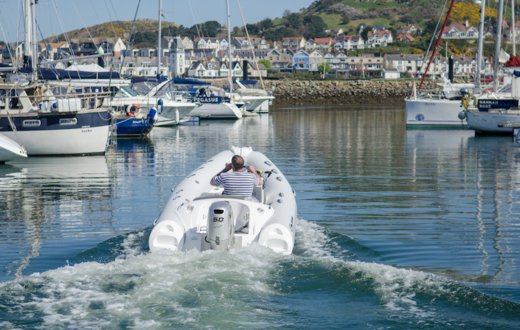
405, 0, 471, 128
461, 0, 520, 134
0, 0, 113, 156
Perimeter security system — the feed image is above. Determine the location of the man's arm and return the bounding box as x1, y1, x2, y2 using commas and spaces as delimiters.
211, 163, 233, 185
247, 165, 262, 186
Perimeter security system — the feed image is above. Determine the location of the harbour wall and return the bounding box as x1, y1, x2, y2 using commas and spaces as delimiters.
265, 79, 437, 105
209, 78, 438, 105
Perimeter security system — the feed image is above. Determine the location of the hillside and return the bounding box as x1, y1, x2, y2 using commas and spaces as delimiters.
47, 19, 179, 46
304, 0, 444, 33
45, 0, 495, 53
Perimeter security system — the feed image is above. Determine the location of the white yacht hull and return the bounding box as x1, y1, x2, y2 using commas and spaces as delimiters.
241, 95, 274, 113
156, 102, 197, 126
0, 111, 111, 156
465, 110, 520, 134
189, 102, 243, 119
405, 97, 466, 127
2, 125, 111, 156
149, 147, 297, 255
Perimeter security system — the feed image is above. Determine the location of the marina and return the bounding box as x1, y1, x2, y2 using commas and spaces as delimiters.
2, 0, 520, 327
1, 104, 520, 328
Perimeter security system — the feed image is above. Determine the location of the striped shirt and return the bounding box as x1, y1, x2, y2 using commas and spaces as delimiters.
213, 170, 257, 196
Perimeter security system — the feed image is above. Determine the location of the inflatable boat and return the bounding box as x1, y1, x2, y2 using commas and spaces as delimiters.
148, 146, 297, 255
0, 133, 27, 163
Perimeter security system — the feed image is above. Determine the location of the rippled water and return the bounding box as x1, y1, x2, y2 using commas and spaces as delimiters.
1, 104, 520, 329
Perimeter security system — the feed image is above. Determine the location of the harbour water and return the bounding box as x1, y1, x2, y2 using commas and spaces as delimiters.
1, 104, 520, 329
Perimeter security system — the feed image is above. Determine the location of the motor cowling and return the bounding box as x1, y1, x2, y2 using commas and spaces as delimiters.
207, 201, 234, 250
147, 107, 158, 125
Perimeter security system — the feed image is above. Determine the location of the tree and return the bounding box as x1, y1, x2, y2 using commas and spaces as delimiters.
258, 59, 272, 70
360, 25, 372, 41
340, 16, 350, 26
318, 62, 332, 74
450, 2, 493, 27
284, 13, 302, 30
200, 21, 222, 37
130, 31, 156, 47
244, 23, 259, 35
302, 15, 327, 39
258, 18, 274, 31
232, 26, 243, 36
263, 27, 298, 41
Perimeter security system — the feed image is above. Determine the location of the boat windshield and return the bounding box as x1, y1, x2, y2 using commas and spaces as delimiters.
131, 81, 159, 95
155, 81, 193, 98
113, 86, 139, 98
496, 83, 512, 94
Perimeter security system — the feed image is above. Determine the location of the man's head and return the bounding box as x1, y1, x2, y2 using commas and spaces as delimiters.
231, 155, 244, 170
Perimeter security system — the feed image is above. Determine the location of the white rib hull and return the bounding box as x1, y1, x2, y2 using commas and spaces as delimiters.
149, 146, 297, 255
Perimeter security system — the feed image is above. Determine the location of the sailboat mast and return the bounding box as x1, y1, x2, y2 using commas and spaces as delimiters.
476, 0, 486, 92
226, 0, 233, 94
157, 0, 162, 79
24, 0, 38, 80
418, 0, 456, 90
512, 0, 516, 56
493, 0, 504, 91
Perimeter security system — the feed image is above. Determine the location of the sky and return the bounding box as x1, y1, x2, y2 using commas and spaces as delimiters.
0, 0, 315, 42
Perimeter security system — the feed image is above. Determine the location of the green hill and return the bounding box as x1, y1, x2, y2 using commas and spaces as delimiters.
45, 0, 490, 53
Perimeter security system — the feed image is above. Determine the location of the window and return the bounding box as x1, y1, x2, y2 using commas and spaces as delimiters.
0, 90, 6, 109
23, 119, 41, 127
59, 118, 77, 126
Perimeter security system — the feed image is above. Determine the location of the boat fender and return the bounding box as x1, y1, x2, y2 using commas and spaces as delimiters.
258, 223, 294, 255
126, 104, 141, 117
147, 107, 158, 125
157, 98, 163, 113
462, 95, 468, 109
207, 201, 234, 250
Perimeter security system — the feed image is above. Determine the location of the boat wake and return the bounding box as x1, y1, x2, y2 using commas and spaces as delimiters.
1, 220, 519, 329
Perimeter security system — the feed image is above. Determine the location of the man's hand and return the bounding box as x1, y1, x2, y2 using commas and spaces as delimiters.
223, 163, 233, 172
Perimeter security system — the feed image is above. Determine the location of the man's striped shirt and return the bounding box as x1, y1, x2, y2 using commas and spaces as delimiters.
213, 170, 257, 196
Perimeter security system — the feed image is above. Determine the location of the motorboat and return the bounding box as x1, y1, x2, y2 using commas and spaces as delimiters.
0, 133, 27, 163
189, 86, 244, 119
148, 78, 244, 119
113, 104, 157, 137
148, 146, 297, 255
48, 74, 197, 127
234, 79, 275, 113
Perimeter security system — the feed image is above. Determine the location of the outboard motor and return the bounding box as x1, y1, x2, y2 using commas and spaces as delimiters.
147, 107, 158, 125
207, 201, 234, 250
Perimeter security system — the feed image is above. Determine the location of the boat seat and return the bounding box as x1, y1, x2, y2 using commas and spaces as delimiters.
252, 185, 264, 203
194, 193, 247, 201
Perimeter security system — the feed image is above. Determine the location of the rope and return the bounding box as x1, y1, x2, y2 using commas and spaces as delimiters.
235, 0, 266, 90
